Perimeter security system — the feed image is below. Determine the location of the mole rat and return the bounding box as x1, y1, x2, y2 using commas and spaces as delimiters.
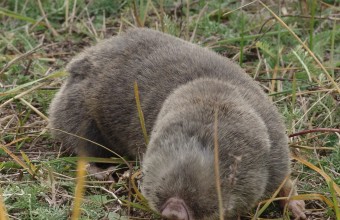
48, 28, 306, 219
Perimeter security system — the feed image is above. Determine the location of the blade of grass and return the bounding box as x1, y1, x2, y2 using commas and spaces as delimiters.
19, 97, 49, 121
291, 71, 297, 109
0, 44, 43, 75
292, 155, 340, 196
309, 0, 317, 50
211, 29, 293, 46
328, 180, 340, 219
223, 0, 258, 17
47, 166, 57, 205
131, 170, 147, 203
256, 193, 334, 212
71, 157, 87, 220
239, 12, 245, 66
0, 82, 47, 108
0, 7, 43, 25
185, 0, 190, 40
190, 3, 208, 43
37, 0, 59, 37
134, 81, 149, 145
68, 0, 78, 34
20, 150, 38, 174
65, 0, 69, 27
132, 0, 142, 27
214, 109, 224, 220
259, 0, 340, 94
55, 156, 129, 165
0, 138, 34, 176
292, 50, 312, 82
293, 92, 330, 127
329, 19, 336, 78
0, 71, 67, 97
121, 199, 156, 213
0, 190, 9, 220
253, 175, 289, 219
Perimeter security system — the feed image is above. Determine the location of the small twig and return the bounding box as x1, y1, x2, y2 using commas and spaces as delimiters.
37, 0, 59, 37
289, 128, 340, 138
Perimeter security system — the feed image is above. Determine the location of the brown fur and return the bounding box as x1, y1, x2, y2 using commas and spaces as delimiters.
49, 28, 294, 219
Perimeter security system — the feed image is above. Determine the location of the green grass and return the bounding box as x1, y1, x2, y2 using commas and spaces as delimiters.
0, 0, 339, 219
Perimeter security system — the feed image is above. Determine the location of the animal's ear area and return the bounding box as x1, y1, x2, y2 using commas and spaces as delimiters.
66, 55, 94, 80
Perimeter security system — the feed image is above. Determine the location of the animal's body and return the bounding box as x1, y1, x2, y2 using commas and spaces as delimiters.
49, 28, 305, 219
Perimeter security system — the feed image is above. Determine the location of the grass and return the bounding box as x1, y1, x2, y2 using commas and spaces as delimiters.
0, 0, 339, 219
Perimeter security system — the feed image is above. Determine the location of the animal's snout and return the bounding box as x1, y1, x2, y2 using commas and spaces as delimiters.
161, 197, 190, 220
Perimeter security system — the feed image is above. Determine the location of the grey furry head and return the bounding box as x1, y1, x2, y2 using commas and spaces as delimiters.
142, 79, 274, 219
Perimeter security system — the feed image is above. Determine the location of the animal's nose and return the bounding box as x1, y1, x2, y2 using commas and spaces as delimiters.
161, 197, 190, 220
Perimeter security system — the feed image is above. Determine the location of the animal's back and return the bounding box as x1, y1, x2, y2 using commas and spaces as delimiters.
49, 28, 289, 193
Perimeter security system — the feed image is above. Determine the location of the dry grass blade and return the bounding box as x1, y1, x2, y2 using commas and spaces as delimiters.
292, 50, 312, 82
213, 108, 224, 220
185, 0, 190, 40
0, 7, 43, 25
65, 0, 69, 27
328, 180, 340, 219
131, 170, 147, 202
0, 70, 67, 97
0, 192, 9, 220
292, 155, 340, 196
223, 0, 258, 16
20, 150, 39, 174
0, 138, 34, 174
290, 194, 333, 208
190, 3, 208, 43
258, 0, 340, 94
253, 175, 289, 219
19, 97, 49, 121
48, 128, 129, 164
0, 82, 47, 109
132, 0, 143, 27
290, 144, 335, 151
256, 193, 334, 213
71, 157, 87, 220
134, 81, 149, 145
0, 44, 43, 75
37, 0, 59, 37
